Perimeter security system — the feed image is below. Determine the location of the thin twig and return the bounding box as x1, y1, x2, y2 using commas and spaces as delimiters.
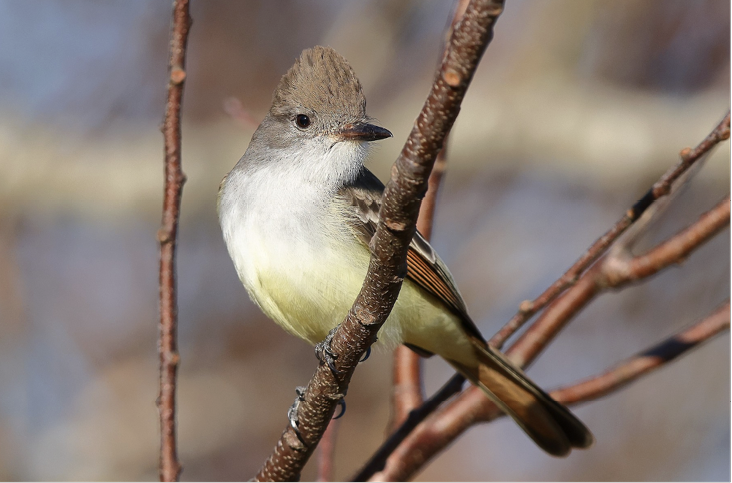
508, 194, 730, 369
157, 0, 191, 481
552, 300, 730, 404
605, 196, 730, 286
254, 1, 506, 480
490, 111, 731, 349
316, 420, 340, 482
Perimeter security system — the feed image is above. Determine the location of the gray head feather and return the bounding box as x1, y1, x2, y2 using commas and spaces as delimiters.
270, 46, 366, 125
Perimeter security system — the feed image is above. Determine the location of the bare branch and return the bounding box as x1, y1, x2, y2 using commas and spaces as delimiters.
254, 1, 506, 480
389, 0, 471, 434
361, 113, 730, 481
158, 0, 191, 481
491, 111, 731, 349
552, 300, 730, 404
355, 374, 465, 481
390, 345, 424, 431
605, 197, 730, 286
315, 420, 339, 482
508, 196, 729, 369
368, 302, 730, 482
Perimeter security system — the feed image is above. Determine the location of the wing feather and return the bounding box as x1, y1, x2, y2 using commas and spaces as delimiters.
336, 169, 483, 341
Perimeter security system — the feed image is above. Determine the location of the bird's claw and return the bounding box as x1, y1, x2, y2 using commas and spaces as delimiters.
288, 386, 307, 444
333, 398, 346, 420
359, 347, 371, 362
315, 327, 340, 376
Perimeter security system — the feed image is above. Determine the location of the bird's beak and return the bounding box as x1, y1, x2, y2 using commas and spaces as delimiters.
338, 122, 392, 142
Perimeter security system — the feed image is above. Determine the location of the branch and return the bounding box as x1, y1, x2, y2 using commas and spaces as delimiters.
355, 374, 465, 481
315, 420, 339, 482
552, 301, 730, 404
254, 1, 506, 480
508, 193, 729, 369
605, 196, 730, 286
389, 0, 471, 434
358, 114, 730, 481
157, 0, 191, 481
490, 111, 731, 349
367, 302, 731, 482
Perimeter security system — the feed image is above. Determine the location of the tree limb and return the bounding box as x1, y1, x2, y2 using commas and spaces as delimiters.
552, 300, 730, 404
491, 111, 730, 349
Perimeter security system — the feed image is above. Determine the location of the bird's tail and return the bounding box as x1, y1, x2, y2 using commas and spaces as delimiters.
449, 338, 594, 457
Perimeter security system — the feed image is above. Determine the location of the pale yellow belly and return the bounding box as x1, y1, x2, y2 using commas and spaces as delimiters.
250, 240, 476, 367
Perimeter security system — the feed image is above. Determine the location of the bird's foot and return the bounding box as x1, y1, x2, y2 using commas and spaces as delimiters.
315, 327, 340, 376
287, 386, 307, 444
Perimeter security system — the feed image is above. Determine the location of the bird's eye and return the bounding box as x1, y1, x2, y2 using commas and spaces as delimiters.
295, 114, 311, 129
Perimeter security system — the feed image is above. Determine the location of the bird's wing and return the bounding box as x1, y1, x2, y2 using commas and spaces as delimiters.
336, 169, 484, 342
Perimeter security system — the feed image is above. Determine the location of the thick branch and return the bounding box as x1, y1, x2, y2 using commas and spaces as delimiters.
254, 1, 506, 480
389, 0, 471, 434
158, 1, 191, 481
491, 111, 730, 349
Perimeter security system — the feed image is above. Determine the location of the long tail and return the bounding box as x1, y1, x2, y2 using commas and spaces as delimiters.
450, 338, 594, 457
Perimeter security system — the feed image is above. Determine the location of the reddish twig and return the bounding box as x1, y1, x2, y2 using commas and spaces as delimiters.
552, 300, 730, 404
509, 194, 730, 369
390, 345, 424, 431
316, 419, 340, 482
157, 1, 191, 481
490, 111, 731, 349
254, 1, 506, 480
605, 196, 730, 286
355, 373, 465, 481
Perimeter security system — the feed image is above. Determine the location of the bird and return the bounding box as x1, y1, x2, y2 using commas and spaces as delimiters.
218, 45, 593, 456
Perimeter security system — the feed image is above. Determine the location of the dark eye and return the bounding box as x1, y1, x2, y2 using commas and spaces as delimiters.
295, 114, 311, 129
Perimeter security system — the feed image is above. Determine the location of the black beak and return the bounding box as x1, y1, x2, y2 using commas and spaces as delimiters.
339, 122, 392, 142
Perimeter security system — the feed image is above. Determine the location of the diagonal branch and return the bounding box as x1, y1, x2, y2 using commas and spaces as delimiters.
357, 113, 730, 481
490, 111, 730, 349
389, 0, 471, 433
254, 1, 506, 480
552, 300, 730, 404
158, 0, 191, 481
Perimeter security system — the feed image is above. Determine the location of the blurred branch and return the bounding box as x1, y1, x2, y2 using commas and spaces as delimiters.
490, 111, 730, 349
436, 300, 731, 424
157, 1, 191, 481
315, 420, 339, 482
254, 1, 506, 480
355, 373, 465, 481
357, 112, 730, 481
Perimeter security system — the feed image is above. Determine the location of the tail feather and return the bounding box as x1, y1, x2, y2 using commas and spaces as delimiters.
450, 339, 594, 457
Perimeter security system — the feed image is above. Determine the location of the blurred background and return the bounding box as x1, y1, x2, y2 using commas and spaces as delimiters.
0, 0, 729, 480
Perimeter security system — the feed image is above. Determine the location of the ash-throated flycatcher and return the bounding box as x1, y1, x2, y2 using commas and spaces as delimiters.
218, 46, 593, 456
